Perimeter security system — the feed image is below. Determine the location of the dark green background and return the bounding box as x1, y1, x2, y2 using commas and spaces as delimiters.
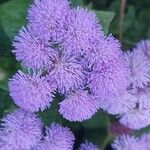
0, 0, 149, 149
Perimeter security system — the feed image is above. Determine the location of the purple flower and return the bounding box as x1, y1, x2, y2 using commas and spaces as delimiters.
9, 70, 56, 112
89, 59, 129, 100
47, 52, 85, 93
59, 90, 100, 122
62, 7, 103, 56
36, 123, 75, 150
136, 39, 150, 58
80, 141, 100, 150
28, 0, 70, 42
13, 26, 56, 70
0, 109, 43, 150
88, 35, 123, 66
119, 109, 150, 130
112, 135, 143, 150
124, 43, 150, 90
100, 90, 137, 115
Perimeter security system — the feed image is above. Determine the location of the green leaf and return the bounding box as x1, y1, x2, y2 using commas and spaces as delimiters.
71, 0, 84, 7
0, 0, 31, 40
95, 11, 115, 34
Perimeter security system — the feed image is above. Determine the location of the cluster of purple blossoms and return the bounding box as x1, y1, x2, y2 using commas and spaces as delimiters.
100, 39, 150, 130
112, 133, 150, 150
0, 109, 100, 150
9, 0, 129, 122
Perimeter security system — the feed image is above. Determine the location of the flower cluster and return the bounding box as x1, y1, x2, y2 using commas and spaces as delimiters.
112, 133, 150, 150
9, 0, 129, 122
100, 39, 150, 130
0, 109, 100, 150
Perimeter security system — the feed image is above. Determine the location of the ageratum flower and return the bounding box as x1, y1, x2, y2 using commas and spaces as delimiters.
62, 7, 103, 56
13, 26, 57, 70
47, 52, 85, 93
88, 35, 123, 66
80, 141, 100, 150
89, 59, 129, 100
112, 135, 143, 150
119, 109, 150, 130
136, 39, 150, 58
0, 109, 43, 150
28, 0, 70, 42
124, 43, 150, 90
140, 134, 150, 150
100, 90, 137, 115
36, 123, 75, 150
59, 90, 100, 122
9, 70, 56, 112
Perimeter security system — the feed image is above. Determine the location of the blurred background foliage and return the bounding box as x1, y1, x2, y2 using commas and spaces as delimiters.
0, 0, 149, 149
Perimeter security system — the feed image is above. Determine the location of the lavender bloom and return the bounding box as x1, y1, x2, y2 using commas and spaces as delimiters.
28, 0, 70, 42
80, 141, 100, 150
119, 109, 150, 130
62, 7, 103, 56
124, 43, 150, 90
100, 90, 137, 115
47, 52, 85, 93
89, 59, 129, 100
88, 35, 123, 66
136, 39, 150, 58
59, 90, 100, 122
36, 123, 75, 150
0, 109, 43, 150
112, 135, 143, 150
13, 26, 56, 70
9, 70, 56, 112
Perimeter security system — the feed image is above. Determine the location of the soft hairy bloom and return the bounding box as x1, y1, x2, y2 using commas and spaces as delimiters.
9, 70, 56, 112
62, 7, 103, 56
13, 26, 56, 70
36, 123, 75, 150
28, 0, 70, 42
47, 52, 85, 93
88, 35, 123, 66
89, 59, 129, 100
119, 109, 150, 130
112, 135, 143, 150
124, 44, 150, 90
140, 134, 150, 150
0, 109, 43, 150
136, 39, 150, 58
100, 90, 137, 115
80, 141, 100, 150
59, 90, 100, 121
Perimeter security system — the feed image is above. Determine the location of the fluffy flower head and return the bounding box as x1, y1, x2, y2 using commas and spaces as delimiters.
9, 71, 56, 112
36, 123, 75, 150
62, 7, 103, 55
28, 0, 70, 41
59, 90, 100, 122
0, 109, 43, 150
80, 141, 100, 150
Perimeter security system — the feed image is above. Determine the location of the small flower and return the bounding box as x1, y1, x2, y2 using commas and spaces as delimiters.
47, 52, 85, 93
124, 43, 150, 90
36, 123, 75, 150
80, 141, 100, 150
62, 7, 103, 55
140, 134, 150, 150
89, 59, 129, 100
112, 135, 143, 150
13, 26, 56, 70
59, 90, 100, 122
100, 90, 137, 115
28, 0, 70, 42
0, 109, 43, 150
9, 70, 56, 112
119, 109, 150, 130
